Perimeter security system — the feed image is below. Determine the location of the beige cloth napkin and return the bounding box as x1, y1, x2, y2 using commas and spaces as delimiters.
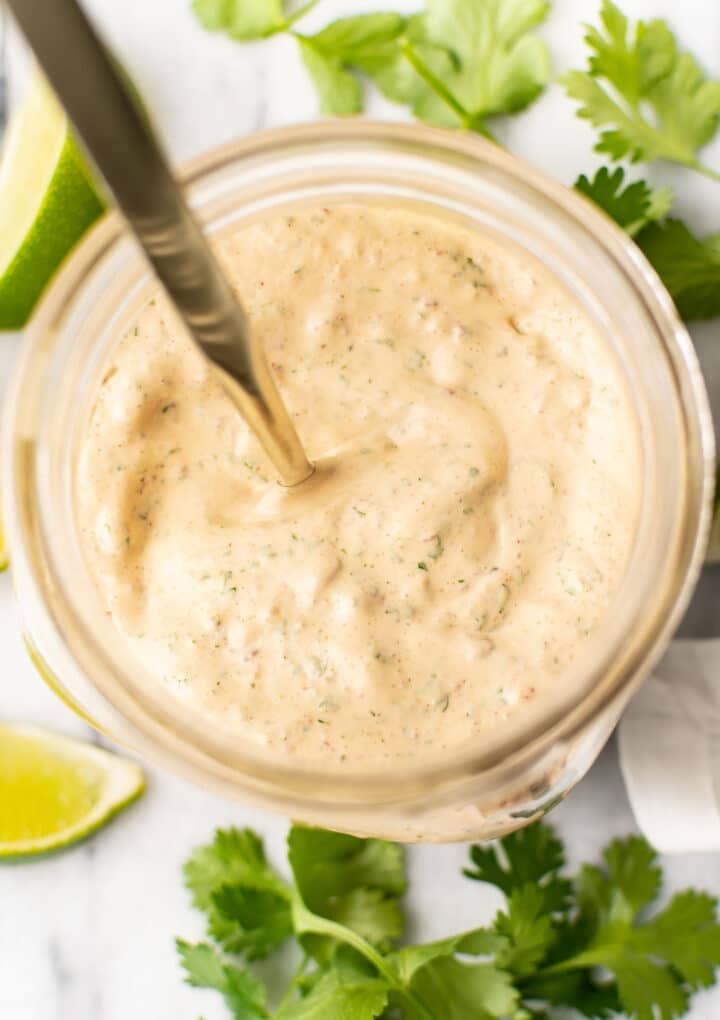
618, 640, 720, 853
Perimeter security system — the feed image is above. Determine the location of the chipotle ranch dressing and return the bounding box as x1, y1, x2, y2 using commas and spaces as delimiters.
76, 205, 640, 765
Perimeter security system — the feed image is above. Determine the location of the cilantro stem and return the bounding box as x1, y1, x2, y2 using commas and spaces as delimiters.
291, 890, 434, 1019
399, 40, 472, 132
400, 40, 496, 141
291, 891, 392, 977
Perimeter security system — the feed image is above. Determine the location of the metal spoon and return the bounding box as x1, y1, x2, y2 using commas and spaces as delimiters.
6, 0, 314, 487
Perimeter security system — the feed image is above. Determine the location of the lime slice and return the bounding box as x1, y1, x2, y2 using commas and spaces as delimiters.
0, 724, 144, 859
0, 73, 104, 329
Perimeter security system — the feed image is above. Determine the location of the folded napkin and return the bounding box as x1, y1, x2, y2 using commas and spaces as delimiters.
618, 639, 720, 854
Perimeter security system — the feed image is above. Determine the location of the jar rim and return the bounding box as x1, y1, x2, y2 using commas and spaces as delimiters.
2, 120, 715, 811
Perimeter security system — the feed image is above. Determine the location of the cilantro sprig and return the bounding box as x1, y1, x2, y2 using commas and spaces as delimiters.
178, 824, 514, 1019
177, 820, 720, 1019
398, 0, 551, 134
562, 0, 720, 181
470, 827, 720, 1019
574, 166, 720, 321
193, 0, 552, 136
193, 0, 720, 324
566, 2, 720, 321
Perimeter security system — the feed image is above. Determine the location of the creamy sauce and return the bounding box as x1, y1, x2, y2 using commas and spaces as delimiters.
76, 205, 640, 764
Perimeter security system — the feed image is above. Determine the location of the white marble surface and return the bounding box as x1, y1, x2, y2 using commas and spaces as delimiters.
1, 1, 720, 1017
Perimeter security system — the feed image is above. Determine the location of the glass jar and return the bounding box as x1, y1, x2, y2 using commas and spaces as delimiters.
2, 122, 714, 842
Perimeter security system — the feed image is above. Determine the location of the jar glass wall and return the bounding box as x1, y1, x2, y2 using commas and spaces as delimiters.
2, 122, 714, 842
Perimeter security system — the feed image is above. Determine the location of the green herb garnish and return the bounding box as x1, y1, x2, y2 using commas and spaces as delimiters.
562, 0, 720, 178
193, 0, 320, 40
567, 2, 720, 321
575, 166, 672, 237
193, 0, 552, 136
193, 0, 720, 323
177, 819, 720, 1018
636, 219, 720, 322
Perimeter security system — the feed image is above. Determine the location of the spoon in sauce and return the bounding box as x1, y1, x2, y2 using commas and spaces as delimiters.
7, 0, 314, 487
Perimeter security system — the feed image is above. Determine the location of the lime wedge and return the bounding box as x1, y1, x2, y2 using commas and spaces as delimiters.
0, 724, 144, 859
0, 73, 104, 329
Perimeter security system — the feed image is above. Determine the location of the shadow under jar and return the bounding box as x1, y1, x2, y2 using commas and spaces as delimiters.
1, 122, 714, 842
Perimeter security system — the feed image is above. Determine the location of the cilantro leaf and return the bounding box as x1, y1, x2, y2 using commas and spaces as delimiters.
275, 953, 389, 1019
298, 39, 363, 116
465, 820, 571, 914
575, 166, 672, 236
600, 835, 662, 914
493, 884, 555, 977
298, 14, 406, 117
183, 828, 290, 950
210, 886, 293, 959
634, 890, 720, 989
288, 826, 406, 905
389, 929, 516, 1020
586, 950, 690, 1020
650, 50, 720, 164
584, 5, 675, 102
419, 0, 551, 130
389, 928, 506, 983
636, 219, 720, 321
563, 0, 720, 172
193, 0, 288, 40
352, 14, 456, 118
184, 828, 289, 909
575, 835, 662, 928
323, 887, 403, 951
556, 837, 720, 1020
408, 958, 519, 1020
176, 940, 268, 1019
275, 972, 388, 1019
519, 969, 622, 1019
288, 825, 405, 961
562, 71, 661, 162
303, 13, 406, 62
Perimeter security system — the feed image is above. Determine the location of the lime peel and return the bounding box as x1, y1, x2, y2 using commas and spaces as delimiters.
0, 73, 104, 329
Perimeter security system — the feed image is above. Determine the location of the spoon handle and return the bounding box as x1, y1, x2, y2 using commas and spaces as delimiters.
6, 0, 314, 486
